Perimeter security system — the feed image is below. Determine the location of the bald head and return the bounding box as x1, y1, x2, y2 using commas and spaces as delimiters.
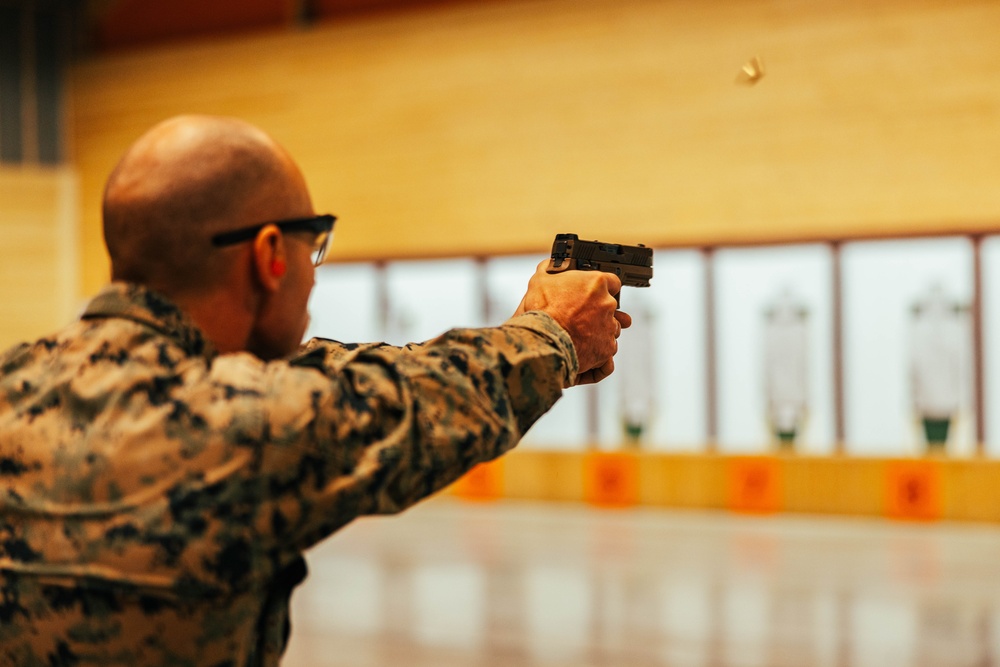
103, 115, 313, 295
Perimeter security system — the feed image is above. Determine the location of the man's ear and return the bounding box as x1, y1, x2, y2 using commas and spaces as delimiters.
252, 224, 286, 293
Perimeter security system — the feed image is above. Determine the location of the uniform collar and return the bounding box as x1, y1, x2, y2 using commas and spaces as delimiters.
81, 282, 218, 360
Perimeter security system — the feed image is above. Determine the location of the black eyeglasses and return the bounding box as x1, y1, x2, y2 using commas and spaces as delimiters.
211, 214, 336, 266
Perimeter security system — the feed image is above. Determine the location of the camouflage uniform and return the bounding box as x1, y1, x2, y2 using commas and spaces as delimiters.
0, 282, 577, 666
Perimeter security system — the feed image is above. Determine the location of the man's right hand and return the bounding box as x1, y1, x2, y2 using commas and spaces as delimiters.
512, 260, 632, 386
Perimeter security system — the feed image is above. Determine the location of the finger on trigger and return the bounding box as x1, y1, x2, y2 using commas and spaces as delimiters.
603, 271, 623, 296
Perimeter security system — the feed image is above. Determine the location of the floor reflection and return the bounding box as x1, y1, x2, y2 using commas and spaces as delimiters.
283, 499, 1000, 667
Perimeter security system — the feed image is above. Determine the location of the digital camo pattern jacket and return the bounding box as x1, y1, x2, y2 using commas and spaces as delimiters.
0, 282, 577, 667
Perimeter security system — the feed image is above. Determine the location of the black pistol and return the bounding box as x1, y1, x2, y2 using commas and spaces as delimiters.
546, 233, 653, 305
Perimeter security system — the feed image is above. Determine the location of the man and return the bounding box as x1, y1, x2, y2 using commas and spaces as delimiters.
0, 115, 629, 666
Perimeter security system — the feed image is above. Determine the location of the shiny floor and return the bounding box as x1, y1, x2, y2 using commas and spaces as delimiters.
283, 498, 1000, 667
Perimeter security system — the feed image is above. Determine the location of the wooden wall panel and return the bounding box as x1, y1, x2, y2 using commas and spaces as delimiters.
503, 451, 585, 502
783, 457, 884, 516
945, 459, 1000, 521
453, 451, 1000, 523
638, 454, 726, 509
0, 167, 79, 350
71, 0, 1000, 295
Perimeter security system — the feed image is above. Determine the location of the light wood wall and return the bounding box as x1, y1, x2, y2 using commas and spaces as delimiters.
0, 167, 79, 350
71, 0, 1000, 296
450, 450, 1000, 523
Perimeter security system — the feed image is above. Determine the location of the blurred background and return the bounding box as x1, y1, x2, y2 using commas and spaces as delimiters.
3, 0, 1000, 664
